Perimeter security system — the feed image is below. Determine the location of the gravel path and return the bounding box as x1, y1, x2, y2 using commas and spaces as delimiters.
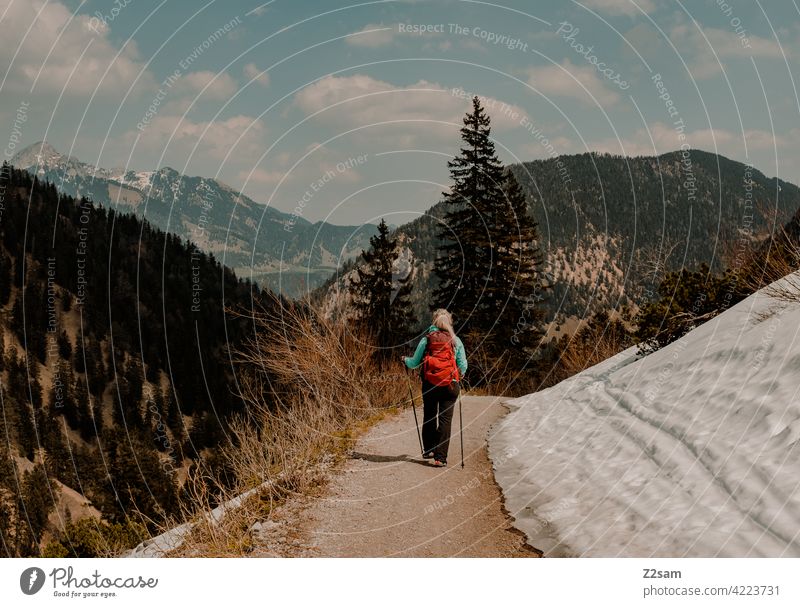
255, 395, 539, 557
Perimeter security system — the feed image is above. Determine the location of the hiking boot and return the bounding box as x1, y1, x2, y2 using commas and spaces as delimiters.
431, 459, 447, 467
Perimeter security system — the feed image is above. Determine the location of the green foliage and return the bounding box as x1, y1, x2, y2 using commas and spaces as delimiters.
0, 453, 59, 557
44, 517, 148, 557
634, 264, 745, 352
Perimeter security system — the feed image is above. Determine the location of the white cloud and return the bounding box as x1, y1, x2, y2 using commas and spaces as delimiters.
237, 144, 363, 199
237, 167, 285, 187
581, 0, 656, 16
243, 62, 270, 87
525, 59, 621, 106
294, 74, 530, 136
668, 24, 787, 80
176, 71, 238, 99
345, 23, 394, 48
0, 0, 155, 96
128, 114, 266, 163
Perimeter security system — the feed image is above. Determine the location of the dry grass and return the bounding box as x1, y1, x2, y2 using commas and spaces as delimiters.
720, 203, 800, 304
540, 313, 632, 388
744, 236, 800, 304
158, 294, 408, 556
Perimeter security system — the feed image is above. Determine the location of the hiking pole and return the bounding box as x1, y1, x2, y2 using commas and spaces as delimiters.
458, 389, 465, 469
406, 370, 424, 457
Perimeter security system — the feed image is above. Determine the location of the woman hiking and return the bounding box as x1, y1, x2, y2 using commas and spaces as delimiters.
402, 309, 468, 467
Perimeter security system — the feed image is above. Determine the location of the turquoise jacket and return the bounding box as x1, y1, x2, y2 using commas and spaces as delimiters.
404, 326, 468, 377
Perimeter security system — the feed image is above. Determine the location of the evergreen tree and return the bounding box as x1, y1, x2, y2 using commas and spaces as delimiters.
57, 330, 72, 360
125, 359, 145, 425
486, 171, 547, 371
42, 417, 72, 485
5, 463, 58, 556
99, 428, 178, 525
350, 219, 417, 355
0, 443, 16, 556
74, 335, 86, 374
86, 336, 105, 397
432, 97, 547, 381
0, 252, 11, 306
71, 377, 94, 441
12, 396, 37, 461
432, 96, 507, 340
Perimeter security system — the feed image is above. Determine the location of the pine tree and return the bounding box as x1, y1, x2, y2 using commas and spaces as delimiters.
57, 331, 72, 360
71, 377, 94, 441
488, 170, 547, 371
350, 219, 417, 355
74, 335, 86, 374
13, 463, 58, 555
433, 98, 547, 382
41, 413, 71, 485
432, 96, 507, 339
11, 396, 38, 461
0, 252, 11, 306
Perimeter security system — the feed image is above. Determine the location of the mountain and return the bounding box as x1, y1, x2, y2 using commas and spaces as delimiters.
11, 142, 377, 296
320, 150, 800, 334
0, 165, 269, 555
490, 272, 800, 556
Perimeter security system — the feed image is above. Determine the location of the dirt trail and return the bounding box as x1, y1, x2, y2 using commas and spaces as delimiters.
254, 395, 539, 557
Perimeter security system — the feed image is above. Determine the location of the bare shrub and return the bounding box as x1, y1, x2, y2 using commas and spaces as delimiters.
540, 311, 633, 388
721, 202, 800, 304
158, 294, 408, 556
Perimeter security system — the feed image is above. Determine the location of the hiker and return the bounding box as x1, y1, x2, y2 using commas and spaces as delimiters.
402, 308, 467, 467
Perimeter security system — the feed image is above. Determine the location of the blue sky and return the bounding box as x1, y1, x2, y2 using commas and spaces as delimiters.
1, 0, 798, 225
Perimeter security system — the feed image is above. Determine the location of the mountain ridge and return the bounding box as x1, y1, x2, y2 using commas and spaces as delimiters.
319, 149, 800, 334
11, 141, 378, 297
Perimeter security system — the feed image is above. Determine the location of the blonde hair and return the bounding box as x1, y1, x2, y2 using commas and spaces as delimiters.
432, 308, 457, 344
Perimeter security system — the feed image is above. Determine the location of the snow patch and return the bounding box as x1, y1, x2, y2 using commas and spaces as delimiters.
491, 274, 800, 556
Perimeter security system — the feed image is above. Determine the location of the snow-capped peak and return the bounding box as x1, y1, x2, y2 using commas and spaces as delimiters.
11, 141, 67, 170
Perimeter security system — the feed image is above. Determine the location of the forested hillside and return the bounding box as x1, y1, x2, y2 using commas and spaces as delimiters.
12, 142, 377, 297
0, 164, 266, 555
322, 150, 800, 330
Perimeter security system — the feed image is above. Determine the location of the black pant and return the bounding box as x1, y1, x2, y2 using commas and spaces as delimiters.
421, 380, 459, 462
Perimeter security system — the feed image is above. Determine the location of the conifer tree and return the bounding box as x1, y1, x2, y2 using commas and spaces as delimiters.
57, 330, 72, 360
350, 219, 417, 355
0, 252, 11, 306
12, 463, 57, 555
490, 170, 547, 370
432, 96, 507, 339
433, 98, 547, 380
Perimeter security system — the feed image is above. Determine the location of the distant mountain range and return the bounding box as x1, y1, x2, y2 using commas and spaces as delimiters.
11, 142, 377, 296
16, 144, 800, 329
321, 150, 800, 335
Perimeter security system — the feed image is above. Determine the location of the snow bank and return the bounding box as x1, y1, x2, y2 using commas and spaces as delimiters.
126, 485, 263, 557
490, 277, 800, 556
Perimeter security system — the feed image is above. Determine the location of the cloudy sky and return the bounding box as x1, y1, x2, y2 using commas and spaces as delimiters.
1, 0, 798, 225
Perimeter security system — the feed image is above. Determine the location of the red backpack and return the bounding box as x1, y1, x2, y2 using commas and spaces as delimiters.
422, 329, 460, 386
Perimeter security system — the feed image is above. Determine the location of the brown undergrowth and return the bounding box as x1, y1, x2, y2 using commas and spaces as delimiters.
155, 294, 409, 556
